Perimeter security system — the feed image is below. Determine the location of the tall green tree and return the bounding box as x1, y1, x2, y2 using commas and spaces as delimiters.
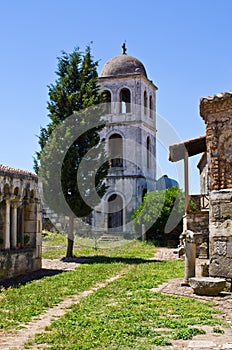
34, 46, 109, 257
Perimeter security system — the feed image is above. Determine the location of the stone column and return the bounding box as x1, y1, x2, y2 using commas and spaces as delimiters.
11, 201, 22, 249
3, 198, 11, 249
11, 204, 17, 249
182, 230, 196, 286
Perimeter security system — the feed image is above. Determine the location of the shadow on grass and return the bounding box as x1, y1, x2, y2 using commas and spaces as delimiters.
0, 256, 165, 290
61, 255, 161, 265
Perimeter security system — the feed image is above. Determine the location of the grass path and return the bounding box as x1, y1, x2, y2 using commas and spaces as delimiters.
0, 270, 128, 349
0, 237, 230, 349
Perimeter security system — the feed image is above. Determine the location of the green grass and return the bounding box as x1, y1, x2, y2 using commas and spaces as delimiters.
29, 259, 226, 349
0, 239, 155, 330
0, 234, 228, 349
42, 231, 150, 259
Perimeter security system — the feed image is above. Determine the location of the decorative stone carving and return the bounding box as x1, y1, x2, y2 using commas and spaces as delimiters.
214, 240, 227, 256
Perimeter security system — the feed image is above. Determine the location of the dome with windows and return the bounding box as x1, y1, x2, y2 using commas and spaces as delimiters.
100, 54, 147, 78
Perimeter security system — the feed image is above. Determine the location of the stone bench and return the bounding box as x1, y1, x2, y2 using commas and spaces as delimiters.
189, 277, 226, 296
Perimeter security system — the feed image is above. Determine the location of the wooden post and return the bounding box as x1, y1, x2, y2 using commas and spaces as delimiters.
184, 150, 189, 214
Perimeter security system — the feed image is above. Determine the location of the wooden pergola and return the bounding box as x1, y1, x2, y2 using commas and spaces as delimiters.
169, 135, 206, 212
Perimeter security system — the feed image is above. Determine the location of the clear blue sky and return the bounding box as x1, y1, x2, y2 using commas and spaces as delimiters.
0, 0, 231, 194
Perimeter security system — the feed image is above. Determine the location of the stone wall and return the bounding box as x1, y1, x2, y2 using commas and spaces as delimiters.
209, 189, 232, 278
183, 211, 209, 258
0, 165, 42, 280
200, 93, 232, 191
200, 92, 232, 279
0, 249, 41, 280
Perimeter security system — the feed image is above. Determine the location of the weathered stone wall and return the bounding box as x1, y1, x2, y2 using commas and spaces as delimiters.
183, 211, 209, 257
0, 249, 41, 280
0, 165, 42, 280
200, 94, 232, 191
209, 189, 232, 278
200, 92, 232, 279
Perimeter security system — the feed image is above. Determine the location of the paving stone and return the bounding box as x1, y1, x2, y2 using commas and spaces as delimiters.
188, 340, 216, 348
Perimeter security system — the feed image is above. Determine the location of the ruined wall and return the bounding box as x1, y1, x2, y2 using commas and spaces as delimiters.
209, 189, 232, 278
200, 92, 232, 279
183, 211, 209, 258
0, 249, 41, 280
0, 165, 42, 280
200, 93, 232, 191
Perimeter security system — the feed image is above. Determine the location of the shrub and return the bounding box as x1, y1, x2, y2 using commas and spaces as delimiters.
131, 187, 184, 243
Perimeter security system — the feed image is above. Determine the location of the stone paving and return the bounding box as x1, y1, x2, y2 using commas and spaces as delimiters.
153, 248, 232, 350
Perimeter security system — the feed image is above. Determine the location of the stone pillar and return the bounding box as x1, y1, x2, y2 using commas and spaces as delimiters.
182, 230, 196, 286
209, 189, 232, 278
19, 205, 25, 246
11, 204, 17, 249
3, 199, 11, 249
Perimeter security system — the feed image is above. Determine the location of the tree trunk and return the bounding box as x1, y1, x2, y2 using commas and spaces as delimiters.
66, 216, 74, 258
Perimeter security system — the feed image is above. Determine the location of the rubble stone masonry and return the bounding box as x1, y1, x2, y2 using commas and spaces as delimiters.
200, 92, 232, 191
200, 92, 232, 280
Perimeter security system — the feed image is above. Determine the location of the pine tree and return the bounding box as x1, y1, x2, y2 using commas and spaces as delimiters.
34, 46, 109, 257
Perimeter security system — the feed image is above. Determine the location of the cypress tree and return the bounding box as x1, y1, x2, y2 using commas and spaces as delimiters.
34, 46, 108, 257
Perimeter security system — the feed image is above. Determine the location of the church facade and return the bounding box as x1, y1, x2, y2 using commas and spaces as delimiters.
91, 50, 158, 234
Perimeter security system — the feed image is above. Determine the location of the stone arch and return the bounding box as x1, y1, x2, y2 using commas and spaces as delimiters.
14, 187, 20, 197
23, 188, 28, 199
4, 183, 10, 195
101, 89, 112, 114
30, 189, 35, 200
119, 88, 131, 113
109, 133, 123, 167
107, 193, 124, 232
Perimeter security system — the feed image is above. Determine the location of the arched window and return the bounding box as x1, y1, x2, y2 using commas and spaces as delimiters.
102, 90, 111, 114
14, 187, 19, 196
120, 88, 131, 113
109, 134, 123, 167
4, 184, 10, 194
144, 90, 147, 115
147, 136, 151, 168
108, 193, 123, 231
149, 95, 153, 118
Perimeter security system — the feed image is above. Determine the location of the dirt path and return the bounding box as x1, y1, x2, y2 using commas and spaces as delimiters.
0, 265, 126, 350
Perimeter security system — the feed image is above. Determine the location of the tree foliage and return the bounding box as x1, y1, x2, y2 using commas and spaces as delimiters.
34, 46, 109, 256
131, 187, 185, 243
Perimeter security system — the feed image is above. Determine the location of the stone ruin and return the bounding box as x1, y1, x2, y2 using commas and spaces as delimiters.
0, 165, 42, 280
170, 90, 232, 294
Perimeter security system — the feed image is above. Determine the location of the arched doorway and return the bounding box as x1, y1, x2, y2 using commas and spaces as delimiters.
108, 194, 123, 232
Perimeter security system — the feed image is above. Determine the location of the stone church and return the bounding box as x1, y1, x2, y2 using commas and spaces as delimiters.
91, 48, 158, 234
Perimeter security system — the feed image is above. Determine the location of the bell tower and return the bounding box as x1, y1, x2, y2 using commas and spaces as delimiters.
93, 47, 158, 234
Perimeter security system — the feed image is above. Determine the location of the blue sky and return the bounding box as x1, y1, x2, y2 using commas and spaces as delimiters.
0, 0, 231, 194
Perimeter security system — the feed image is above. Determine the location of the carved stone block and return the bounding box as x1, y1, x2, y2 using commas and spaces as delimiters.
214, 240, 227, 256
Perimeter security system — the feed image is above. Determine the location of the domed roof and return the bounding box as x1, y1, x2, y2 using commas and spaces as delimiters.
100, 54, 147, 78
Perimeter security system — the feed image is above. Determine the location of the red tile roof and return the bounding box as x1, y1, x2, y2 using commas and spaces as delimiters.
0, 164, 37, 178
200, 90, 232, 104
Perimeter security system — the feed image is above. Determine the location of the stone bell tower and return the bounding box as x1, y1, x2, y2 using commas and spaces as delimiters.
92, 45, 158, 234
